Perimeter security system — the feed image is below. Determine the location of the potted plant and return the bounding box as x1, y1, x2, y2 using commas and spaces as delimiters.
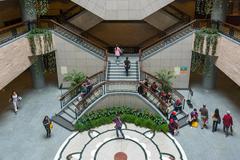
155, 69, 175, 93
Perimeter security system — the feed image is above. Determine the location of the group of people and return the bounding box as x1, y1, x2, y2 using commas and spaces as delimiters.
188, 105, 234, 137
115, 44, 131, 76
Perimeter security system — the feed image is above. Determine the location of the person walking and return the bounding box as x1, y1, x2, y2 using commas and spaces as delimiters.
9, 91, 22, 113
199, 105, 208, 129
114, 44, 122, 64
124, 57, 130, 76
43, 116, 52, 138
223, 111, 233, 137
212, 108, 221, 132
113, 114, 125, 139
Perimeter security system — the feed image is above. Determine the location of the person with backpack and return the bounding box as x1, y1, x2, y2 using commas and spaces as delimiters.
113, 114, 125, 139
212, 108, 221, 132
124, 57, 130, 76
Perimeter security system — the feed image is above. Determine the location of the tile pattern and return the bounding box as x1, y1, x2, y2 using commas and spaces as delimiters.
54, 123, 187, 160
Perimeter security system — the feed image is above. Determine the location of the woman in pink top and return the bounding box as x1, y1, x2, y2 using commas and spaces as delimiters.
114, 44, 122, 63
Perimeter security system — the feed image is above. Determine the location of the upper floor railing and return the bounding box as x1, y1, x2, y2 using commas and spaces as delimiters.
218, 21, 240, 42
139, 19, 208, 60
0, 22, 29, 45
139, 19, 240, 61
39, 19, 108, 60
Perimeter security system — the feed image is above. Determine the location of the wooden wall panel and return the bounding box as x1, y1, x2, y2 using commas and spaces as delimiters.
0, 37, 32, 90
215, 36, 240, 86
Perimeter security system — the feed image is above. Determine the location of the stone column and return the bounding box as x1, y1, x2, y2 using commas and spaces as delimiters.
19, 0, 45, 88
203, 56, 216, 89
30, 56, 46, 89
19, 0, 36, 29
211, 0, 228, 22
202, 0, 227, 89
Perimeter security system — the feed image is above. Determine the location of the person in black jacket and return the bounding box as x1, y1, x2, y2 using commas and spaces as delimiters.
124, 57, 130, 76
43, 116, 52, 138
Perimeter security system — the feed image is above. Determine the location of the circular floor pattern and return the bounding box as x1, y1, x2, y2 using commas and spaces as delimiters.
95, 138, 147, 160
114, 152, 127, 160
54, 124, 188, 160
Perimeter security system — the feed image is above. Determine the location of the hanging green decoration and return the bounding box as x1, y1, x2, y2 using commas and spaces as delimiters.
192, 28, 219, 75
27, 28, 53, 55
25, 0, 48, 17
193, 28, 219, 56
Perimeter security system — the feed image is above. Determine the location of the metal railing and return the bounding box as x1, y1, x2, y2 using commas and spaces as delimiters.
74, 82, 105, 119
218, 21, 240, 42
59, 71, 105, 108
140, 70, 184, 100
139, 19, 240, 61
39, 19, 108, 60
0, 22, 29, 45
141, 84, 168, 116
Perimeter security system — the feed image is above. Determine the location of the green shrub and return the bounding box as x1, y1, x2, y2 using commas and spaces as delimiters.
121, 114, 136, 123
75, 106, 168, 133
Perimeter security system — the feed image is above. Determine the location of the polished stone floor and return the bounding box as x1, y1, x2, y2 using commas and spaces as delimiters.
0, 69, 239, 160
54, 124, 186, 160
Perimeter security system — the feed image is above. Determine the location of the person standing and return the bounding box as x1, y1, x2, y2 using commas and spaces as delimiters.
199, 105, 208, 129
114, 44, 122, 64
113, 114, 125, 139
223, 111, 233, 137
124, 57, 130, 76
168, 118, 179, 136
9, 91, 21, 113
212, 108, 221, 132
43, 116, 52, 138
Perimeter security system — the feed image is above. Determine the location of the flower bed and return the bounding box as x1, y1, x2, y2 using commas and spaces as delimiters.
75, 106, 168, 133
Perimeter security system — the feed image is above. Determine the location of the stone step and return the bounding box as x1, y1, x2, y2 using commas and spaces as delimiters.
108, 63, 138, 67
108, 72, 138, 77
59, 112, 75, 123
108, 69, 137, 72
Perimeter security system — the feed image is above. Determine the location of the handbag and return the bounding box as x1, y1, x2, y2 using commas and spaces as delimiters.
50, 122, 53, 129
17, 96, 22, 101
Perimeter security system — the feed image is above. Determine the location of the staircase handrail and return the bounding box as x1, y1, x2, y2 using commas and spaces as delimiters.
218, 21, 240, 41
0, 21, 29, 45
59, 70, 105, 107
76, 81, 106, 109
63, 4, 83, 20
139, 19, 210, 60
140, 70, 185, 101
141, 84, 168, 114
167, 5, 191, 21
39, 19, 108, 59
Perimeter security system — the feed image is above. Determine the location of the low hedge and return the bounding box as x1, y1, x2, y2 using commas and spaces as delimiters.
75, 106, 168, 133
